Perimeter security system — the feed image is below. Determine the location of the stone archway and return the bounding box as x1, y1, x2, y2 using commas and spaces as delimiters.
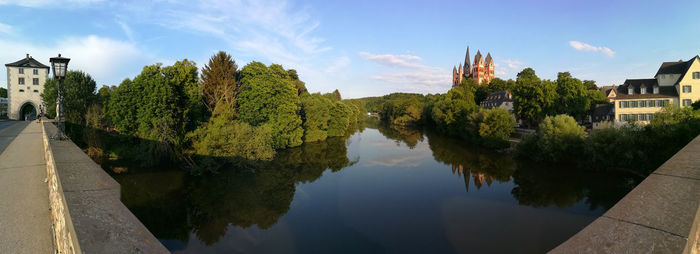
19, 102, 37, 121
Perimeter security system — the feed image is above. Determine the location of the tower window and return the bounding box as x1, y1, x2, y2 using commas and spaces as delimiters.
19, 89, 24, 92
33, 90, 39, 93
19, 68, 24, 74
18, 77, 25, 85
33, 69, 38, 75
33, 78, 39, 85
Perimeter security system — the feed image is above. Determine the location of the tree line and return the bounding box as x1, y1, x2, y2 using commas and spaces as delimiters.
41, 51, 363, 174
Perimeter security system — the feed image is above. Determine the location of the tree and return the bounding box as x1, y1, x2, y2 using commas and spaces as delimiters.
478, 108, 515, 148
300, 93, 332, 142
431, 87, 476, 136
331, 89, 342, 101
41, 71, 97, 124
201, 51, 238, 113
583, 80, 598, 90
237, 62, 304, 149
0, 87, 7, 98
534, 114, 585, 162
511, 68, 556, 127
106, 79, 139, 135
163, 59, 205, 130
327, 100, 352, 137
555, 72, 590, 119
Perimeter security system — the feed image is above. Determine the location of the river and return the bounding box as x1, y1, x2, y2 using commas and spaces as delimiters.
106, 119, 641, 253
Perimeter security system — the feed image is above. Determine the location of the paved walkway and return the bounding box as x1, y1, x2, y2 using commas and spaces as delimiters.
0, 121, 54, 253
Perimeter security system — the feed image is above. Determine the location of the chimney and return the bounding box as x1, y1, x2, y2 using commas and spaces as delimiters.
26, 53, 29, 59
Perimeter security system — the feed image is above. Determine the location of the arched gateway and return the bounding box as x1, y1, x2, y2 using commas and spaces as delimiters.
19, 102, 37, 121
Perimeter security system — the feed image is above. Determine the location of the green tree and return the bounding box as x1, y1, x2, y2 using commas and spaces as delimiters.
531, 114, 585, 162
201, 51, 238, 113
331, 89, 342, 101
477, 108, 515, 148
41, 71, 97, 124
300, 93, 332, 142
583, 80, 598, 90
0, 87, 7, 98
511, 68, 556, 127
431, 87, 476, 136
106, 79, 139, 135
327, 100, 351, 137
237, 62, 304, 149
555, 72, 590, 119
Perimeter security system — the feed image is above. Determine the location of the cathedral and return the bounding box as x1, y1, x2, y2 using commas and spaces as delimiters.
452, 46, 495, 87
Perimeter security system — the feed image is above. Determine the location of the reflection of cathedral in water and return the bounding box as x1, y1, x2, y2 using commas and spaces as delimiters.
451, 164, 511, 192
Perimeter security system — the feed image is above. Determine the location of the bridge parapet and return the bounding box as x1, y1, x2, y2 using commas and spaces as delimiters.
41, 121, 167, 253
551, 135, 700, 253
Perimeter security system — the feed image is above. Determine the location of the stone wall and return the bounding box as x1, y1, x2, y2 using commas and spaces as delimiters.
41, 121, 80, 254
41, 121, 168, 253
550, 135, 700, 253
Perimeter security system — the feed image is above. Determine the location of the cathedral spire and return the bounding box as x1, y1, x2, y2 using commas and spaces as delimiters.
485, 52, 493, 64
463, 46, 471, 76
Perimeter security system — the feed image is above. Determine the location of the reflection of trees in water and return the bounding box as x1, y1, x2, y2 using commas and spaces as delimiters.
366, 118, 424, 149
511, 162, 642, 210
425, 130, 515, 192
116, 134, 357, 246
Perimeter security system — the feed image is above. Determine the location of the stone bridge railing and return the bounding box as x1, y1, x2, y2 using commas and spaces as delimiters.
41, 121, 168, 253
551, 135, 700, 253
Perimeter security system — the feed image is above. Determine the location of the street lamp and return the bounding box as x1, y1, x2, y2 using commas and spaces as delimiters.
49, 54, 70, 140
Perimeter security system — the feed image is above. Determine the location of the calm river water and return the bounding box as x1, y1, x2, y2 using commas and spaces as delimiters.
109, 120, 641, 253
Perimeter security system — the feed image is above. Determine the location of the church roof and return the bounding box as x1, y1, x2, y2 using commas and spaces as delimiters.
463, 46, 471, 72
5, 55, 50, 69
485, 53, 493, 64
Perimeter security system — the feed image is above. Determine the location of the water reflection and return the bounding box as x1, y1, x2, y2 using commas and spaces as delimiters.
109, 121, 640, 253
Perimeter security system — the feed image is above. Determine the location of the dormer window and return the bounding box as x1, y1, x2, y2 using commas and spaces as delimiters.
653, 86, 659, 94
628, 86, 634, 95
640, 86, 646, 94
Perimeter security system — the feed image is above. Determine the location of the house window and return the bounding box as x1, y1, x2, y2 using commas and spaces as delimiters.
653, 86, 659, 94
648, 100, 655, 107
33, 78, 39, 85
630, 114, 638, 121
33, 90, 38, 93
19, 68, 24, 74
647, 114, 653, 121
694, 72, 700, 79
641, 87, 646, 94
640, 100, 646, 107
18, 77, 25, 85
33, 69, 38, 75
683, 99, 692, 106
630, 101, 638, 108
682, 85, 692, 93
639, 114, 646, 121
657, 100, 663, 106
620, 114, 626, 121
19, 89, 24, 92
628, 88, 633, 95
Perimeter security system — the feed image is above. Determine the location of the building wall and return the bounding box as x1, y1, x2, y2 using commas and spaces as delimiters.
656, 73, 682, 86
678, 58, 700, 108
7, 66, 49, 120
613, 98, 677, 126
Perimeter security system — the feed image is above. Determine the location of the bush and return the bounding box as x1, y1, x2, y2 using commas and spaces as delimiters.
517, 114, 585, 162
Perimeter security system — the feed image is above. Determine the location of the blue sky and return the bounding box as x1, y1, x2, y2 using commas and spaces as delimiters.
1, 0, 698, 98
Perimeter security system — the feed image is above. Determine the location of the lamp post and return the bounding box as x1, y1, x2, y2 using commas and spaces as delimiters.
49, 54, 70, 140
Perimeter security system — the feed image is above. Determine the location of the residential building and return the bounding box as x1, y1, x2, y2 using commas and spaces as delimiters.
5, 54, 50, 120
608, 55, 700, 126
452, 46, 495, 87
480, 90, 514, 113
591, 103, 614, 129
0, 97, 7, 118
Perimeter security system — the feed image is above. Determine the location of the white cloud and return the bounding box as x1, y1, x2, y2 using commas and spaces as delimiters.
116, 20, 135, 42
0, 0, 104, 8
0, 22, 12, 34
359, 52, 423, 69
0, 35, 146, 87
569, 41, 616, 57
360, 52, 450, 94
494, 59, 524, 76
325, 56, 350, 74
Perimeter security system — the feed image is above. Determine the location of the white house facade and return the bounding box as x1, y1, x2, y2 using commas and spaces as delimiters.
5, 54, 50, 120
